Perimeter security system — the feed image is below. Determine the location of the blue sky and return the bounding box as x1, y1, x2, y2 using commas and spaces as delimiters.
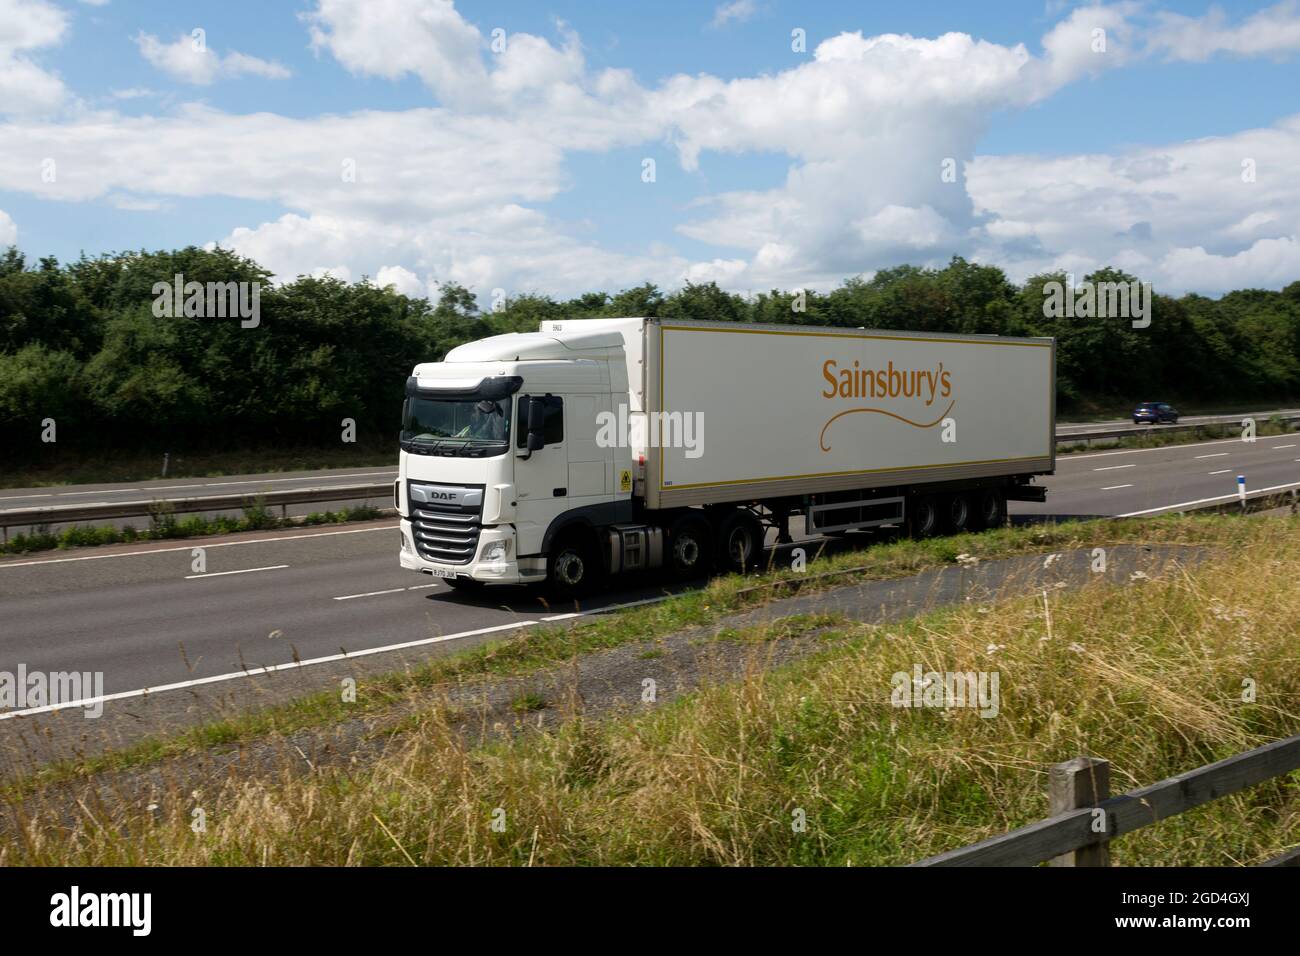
3, 0, 1300, 298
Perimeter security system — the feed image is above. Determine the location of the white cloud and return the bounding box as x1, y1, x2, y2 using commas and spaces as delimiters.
0, 0, 68, 116
109, 87, 156, 99
304, 0, 488, 107
135, 32, 291, 85
219, 208, 689, 296
1150, 0, 1300, 61
8, 0, 1300, 299
374, 264, 425, 297
1159, 237, 1300, 289
0, 207, 16, 246
710, 1, 758, 29
967, 113, 1300, 292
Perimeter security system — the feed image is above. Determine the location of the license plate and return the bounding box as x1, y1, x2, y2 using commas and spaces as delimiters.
428, 567, 456, 579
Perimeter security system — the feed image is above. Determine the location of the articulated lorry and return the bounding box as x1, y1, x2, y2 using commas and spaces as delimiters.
397, 318, 1054, 593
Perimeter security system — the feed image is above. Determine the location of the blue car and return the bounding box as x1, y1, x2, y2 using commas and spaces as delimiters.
1133, 401, 1179, 424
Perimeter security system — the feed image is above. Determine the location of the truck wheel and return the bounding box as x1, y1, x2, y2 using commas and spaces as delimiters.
907, 496, 941, 538
548, 532, 598, 596
716, 510, 765, 574
975, 489, 1006, 529
946, 492, 974, 534
667, 515, 713, 580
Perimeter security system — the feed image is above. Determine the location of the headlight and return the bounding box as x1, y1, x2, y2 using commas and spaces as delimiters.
480, 539, 509, 563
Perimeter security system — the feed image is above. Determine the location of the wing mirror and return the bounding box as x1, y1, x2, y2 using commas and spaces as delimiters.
519, 397, 546, 460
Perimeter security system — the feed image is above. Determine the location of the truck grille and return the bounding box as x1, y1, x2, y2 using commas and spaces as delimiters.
407, 482, 484, 565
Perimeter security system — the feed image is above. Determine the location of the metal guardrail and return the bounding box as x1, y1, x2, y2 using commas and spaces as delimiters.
1057, 411, 1300, 444
0, 482, 394, 542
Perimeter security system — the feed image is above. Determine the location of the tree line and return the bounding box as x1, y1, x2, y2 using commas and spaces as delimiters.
2, 245, 1297, 458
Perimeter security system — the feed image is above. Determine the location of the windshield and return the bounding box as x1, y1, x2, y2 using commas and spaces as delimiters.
401, 395, 512, 455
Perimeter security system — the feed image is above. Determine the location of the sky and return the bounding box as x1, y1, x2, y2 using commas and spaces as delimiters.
2, 0, 1300, 301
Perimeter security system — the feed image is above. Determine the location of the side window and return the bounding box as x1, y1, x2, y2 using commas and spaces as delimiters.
516, 395, 564, 447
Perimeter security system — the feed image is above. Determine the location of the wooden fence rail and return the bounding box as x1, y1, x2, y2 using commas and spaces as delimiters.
912, 734, 1300, 867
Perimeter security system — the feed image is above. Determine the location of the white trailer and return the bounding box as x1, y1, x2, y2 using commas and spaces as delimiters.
397, 317, 1054, 592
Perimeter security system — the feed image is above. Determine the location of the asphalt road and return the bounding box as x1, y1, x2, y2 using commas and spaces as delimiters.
0, 432, 1296, 714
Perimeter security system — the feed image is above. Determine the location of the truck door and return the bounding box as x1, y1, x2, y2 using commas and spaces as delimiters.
514, 393, 567, 554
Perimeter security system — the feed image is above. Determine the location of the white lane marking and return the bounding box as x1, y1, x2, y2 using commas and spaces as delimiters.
334, 582, 442, 600
1272, 443, 1296, 450
1195, 453, 1228, 459
335, 587, 405, 601
0, 493, 53, 501
0, 594, 670, 720
1092, 464, 1136, 472
1101, 484, 1133, 491
1118, 479, 1300, 517
1061, 435, 1243, 462
55, 489, 142, 496
185, 565, 289, 580
0, 524, 397, 569
1208, 469, 1232, 475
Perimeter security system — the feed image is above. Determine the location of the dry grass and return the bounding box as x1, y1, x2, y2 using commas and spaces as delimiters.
3, 518, 1298, 866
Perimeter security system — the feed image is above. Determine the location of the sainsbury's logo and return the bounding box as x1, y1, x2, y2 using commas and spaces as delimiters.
819, 359, 956, 451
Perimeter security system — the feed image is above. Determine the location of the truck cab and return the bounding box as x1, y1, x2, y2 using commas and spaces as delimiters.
397, 319, 643, 589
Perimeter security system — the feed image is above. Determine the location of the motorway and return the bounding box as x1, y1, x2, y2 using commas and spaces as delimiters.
0, 432, 1297, 714
1054, 407, 1300, 438
0, 466, 400, 530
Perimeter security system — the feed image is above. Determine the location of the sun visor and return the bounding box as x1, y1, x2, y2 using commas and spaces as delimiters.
405, 375, 524, 400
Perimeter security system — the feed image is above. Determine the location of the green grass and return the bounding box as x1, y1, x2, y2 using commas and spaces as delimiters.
5, 514, 1296, 865
510, 692, 547, 714
0, 502, 387, 556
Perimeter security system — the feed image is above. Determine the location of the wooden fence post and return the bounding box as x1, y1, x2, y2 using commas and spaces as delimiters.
1049, 756, 1110, 867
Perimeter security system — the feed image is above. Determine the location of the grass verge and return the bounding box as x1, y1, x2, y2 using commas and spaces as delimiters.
4, 515, 1296, 865
0, 501, 387, 556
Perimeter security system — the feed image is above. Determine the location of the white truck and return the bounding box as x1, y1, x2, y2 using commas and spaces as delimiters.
397, 317, 1054, 593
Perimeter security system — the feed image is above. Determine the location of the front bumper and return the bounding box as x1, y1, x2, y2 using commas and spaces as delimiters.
398, 521, 545, 585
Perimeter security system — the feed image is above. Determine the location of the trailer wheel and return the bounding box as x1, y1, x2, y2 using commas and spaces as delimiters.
975, 489, 1006, 530
547, 531, 599, 597
716, 510, 765, 574
946, 492, 974, 534
907, 495, 941, 538
667, 515, 713, 581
